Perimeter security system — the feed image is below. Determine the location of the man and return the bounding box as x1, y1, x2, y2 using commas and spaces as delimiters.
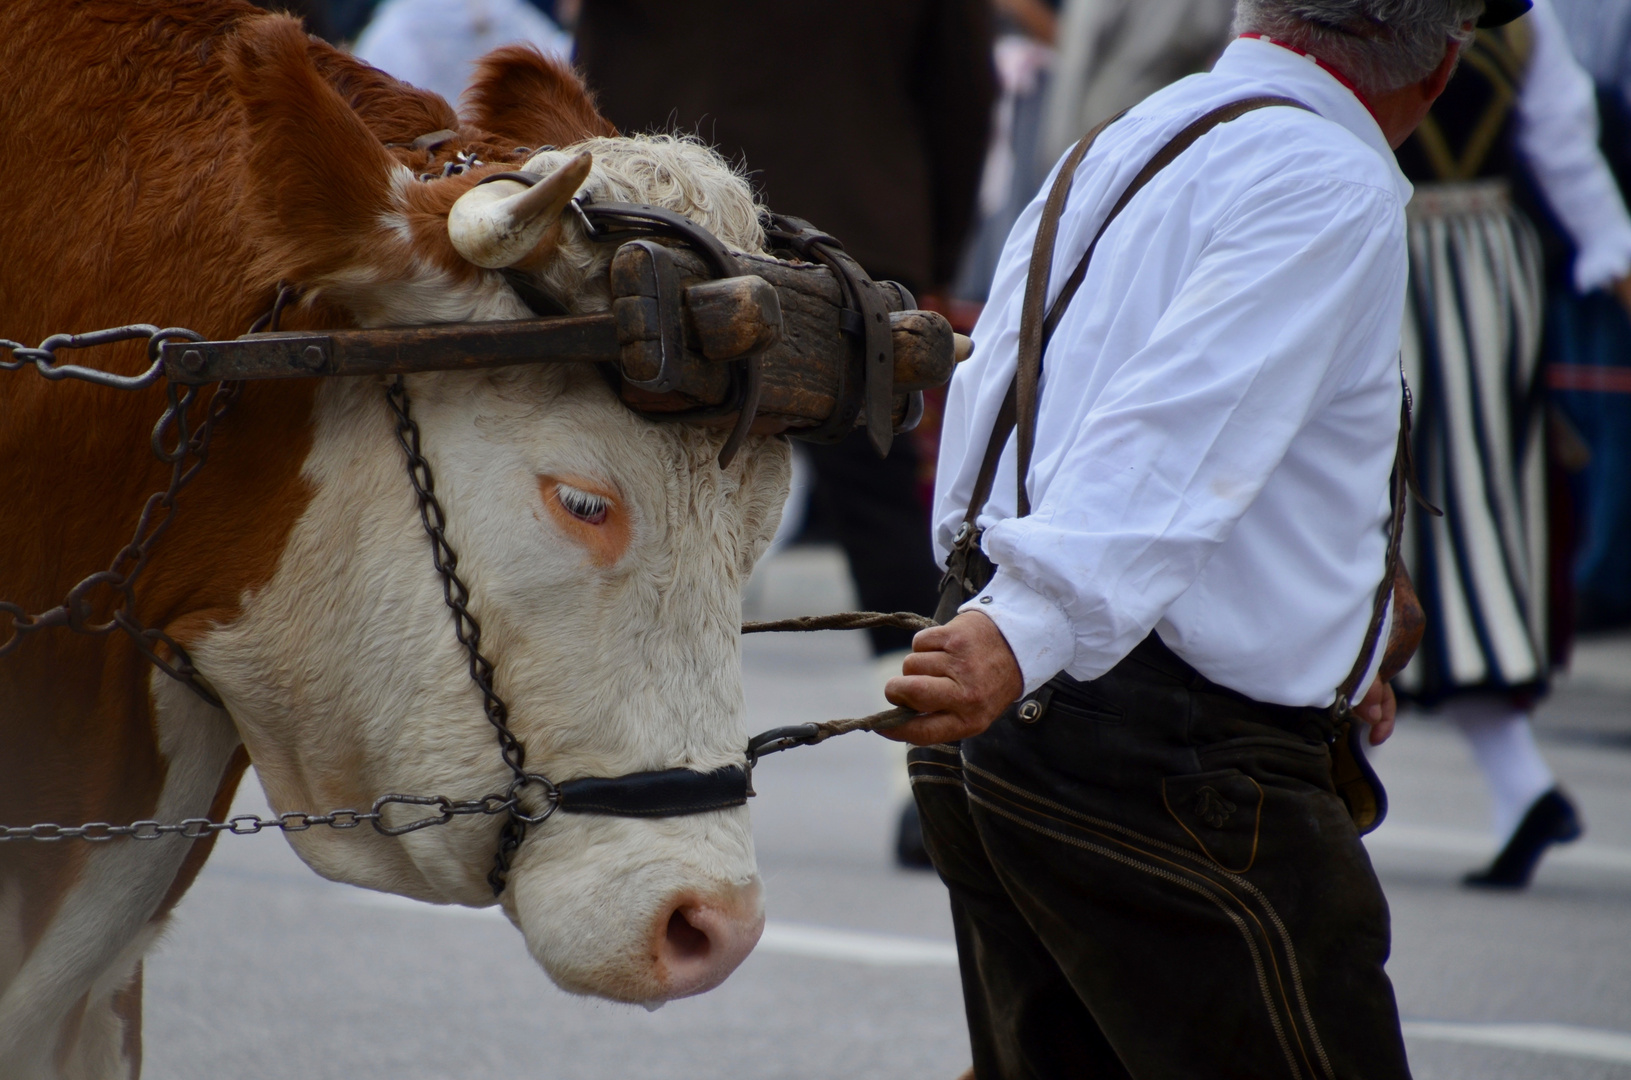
882, 1, 1529, 1076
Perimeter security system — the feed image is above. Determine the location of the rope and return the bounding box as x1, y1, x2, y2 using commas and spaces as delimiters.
741, 611, 934, 635
740, 610, 934, 758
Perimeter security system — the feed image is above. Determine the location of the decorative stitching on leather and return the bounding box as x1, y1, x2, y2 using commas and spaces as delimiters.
907, 760, 965, 778
1161, 775, 1264, 874
909, 776, 966, 789
963, 760, 1334, 1080
965, 785, 1305, 1080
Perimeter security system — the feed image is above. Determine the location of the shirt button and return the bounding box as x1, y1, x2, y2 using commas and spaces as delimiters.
978, 595, 992, 604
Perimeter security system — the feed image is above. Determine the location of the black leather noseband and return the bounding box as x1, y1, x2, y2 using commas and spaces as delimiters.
554, 764, 749, 818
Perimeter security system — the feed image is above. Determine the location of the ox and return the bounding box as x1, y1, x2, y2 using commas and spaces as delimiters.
0, 3, 794, 1076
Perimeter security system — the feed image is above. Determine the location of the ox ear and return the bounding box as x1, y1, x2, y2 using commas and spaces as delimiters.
228, 16, 433, 305
305, 37, 461, 147
463, 46, 617, 148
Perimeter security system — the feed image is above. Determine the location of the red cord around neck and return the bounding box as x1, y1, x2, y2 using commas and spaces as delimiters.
1238, 32, 1377, 118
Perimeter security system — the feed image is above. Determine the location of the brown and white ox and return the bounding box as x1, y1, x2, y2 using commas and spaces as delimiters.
0, 3, 793, 1075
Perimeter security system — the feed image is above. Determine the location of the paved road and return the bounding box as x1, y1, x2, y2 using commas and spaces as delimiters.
143, 547, 1631, 1079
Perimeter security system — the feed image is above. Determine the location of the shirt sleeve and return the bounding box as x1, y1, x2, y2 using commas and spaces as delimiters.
1517, 0, 1631, 291
966, 175, 1407, 694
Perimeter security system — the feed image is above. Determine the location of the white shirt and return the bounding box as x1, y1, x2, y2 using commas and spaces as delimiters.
354, 0, 573, 108
1552, 0, 1631, 105
1516, 0, 1631, 291
936, 37, 1407, 707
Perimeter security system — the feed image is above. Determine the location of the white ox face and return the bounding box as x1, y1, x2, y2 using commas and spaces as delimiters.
195, 134, 790, 1004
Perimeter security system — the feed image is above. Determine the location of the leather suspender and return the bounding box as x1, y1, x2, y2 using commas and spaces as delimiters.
937, 95, 1430, 835
937, 96, 1313, 622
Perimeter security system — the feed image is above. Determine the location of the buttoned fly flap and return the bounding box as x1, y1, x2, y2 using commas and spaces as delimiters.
1161, 770, 1265, 874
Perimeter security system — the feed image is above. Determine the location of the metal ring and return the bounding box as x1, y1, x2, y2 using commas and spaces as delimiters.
506, 773, 561, 826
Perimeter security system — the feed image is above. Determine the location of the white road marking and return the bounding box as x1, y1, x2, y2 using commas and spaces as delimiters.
756, 922, 959, 967
1365, 822, 1631, 874
343, 890, 960, 966
1403, 1021, 1631, 1065
344, 890, 1631, 1063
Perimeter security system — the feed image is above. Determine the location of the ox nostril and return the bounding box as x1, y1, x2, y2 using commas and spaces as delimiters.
651, 890, 764, 1000
665, 907, 711, 962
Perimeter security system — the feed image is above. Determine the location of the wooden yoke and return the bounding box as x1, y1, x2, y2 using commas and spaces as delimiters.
161, 241, 956, 441
609, 242, 951, 434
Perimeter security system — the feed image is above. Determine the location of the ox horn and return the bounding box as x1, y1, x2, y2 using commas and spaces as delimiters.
447, 151, 593, 269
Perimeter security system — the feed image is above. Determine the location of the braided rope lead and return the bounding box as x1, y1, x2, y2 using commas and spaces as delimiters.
741, 611, 934, 635
741, 611, 931, 760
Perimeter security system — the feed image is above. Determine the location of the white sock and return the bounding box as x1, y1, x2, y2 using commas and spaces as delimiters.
1439, 695, 1555, 844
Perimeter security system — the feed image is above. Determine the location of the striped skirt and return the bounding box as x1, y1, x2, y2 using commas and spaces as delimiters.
1396, 179, 1549, 704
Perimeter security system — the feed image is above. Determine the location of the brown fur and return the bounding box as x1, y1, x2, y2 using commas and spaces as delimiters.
464, 45, 619, 149
0, 2, 616, 1073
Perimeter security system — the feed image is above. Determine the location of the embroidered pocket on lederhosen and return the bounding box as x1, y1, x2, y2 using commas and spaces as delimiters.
1161, 770, 1264, 874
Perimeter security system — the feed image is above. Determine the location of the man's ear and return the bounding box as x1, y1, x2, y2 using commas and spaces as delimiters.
1423, 38, 1463, 100
463, 46, 617, 149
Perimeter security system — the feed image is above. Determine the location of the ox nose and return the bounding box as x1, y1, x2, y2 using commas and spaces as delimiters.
652, 881, 764, 999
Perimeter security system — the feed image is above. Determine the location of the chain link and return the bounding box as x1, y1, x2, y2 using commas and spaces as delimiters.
0, 319, 925, 862
0, 325, 242, 706
0, 325, 557, 873
0, 788, 537, 843
384, 375, 548, 895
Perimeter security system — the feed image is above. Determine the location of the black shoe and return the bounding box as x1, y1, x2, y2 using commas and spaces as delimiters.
1463, 788, 1583, 889
895, 800, 934, 870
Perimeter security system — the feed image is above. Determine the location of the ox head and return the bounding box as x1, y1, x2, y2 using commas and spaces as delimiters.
189, 18, 791, 1004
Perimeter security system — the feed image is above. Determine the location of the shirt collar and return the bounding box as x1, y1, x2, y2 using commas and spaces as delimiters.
1212, 35, 1412, 204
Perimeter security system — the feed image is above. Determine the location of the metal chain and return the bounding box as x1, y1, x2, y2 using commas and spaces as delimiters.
0, 791, 524, 843
0, 608, 931, 844
384, 375, 557, 896
0, 325, 930, 850
0, 325, 241, 706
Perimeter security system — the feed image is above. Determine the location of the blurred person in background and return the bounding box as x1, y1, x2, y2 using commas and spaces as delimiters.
954, 0, 1062, 301
325, 0, 574, 46
1039, 0, 1234, 167
354, 0, 572, 104
575, 3, 994, 653
1392, 0, 1631, 887
1546, 0, 1631, 631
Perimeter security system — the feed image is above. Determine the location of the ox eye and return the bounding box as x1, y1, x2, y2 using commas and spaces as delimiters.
556, 484, 609, 525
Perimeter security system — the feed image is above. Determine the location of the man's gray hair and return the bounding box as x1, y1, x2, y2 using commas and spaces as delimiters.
1233, 0, 1484, 94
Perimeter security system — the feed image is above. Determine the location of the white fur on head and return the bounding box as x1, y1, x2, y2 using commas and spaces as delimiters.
331, 133, 764, 333
195, 365, 790, 1001
516, 134, 767, 314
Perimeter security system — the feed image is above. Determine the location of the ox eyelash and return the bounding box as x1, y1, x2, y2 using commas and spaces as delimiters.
556, 484, 610, 525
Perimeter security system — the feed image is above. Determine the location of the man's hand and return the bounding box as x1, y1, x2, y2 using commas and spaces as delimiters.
881, 611, 1025, 746
1356, 678, 1396, 746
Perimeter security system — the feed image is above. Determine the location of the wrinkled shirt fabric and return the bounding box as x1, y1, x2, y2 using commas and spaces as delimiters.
935, 37, 1409, 707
